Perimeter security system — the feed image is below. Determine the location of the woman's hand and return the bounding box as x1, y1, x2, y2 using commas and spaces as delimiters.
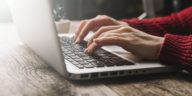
75, 15, 165, 59
74, 15, 128, 43
84, 25, 165, 60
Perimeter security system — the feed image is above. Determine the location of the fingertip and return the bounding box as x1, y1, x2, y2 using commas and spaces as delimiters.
77, 35, 84, 42
75, 38, 80, 43
84, 48, 92, 55
87, 49, 93, 55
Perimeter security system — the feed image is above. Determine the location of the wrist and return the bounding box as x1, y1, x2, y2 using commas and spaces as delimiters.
155, 37, 165, 59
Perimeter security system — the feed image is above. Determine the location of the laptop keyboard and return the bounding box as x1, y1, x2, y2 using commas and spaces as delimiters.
60, 36, 134, 69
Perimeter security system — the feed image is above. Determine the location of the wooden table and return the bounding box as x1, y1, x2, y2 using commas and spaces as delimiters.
0, 23, 192, 96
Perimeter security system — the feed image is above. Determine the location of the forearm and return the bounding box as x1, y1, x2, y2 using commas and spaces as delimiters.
121, 7, 192, 37
159, 34, 192, 73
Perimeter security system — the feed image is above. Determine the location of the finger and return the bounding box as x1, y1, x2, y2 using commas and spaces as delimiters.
85, 26, 136, 54
85, 36, 125, 54
75, 19, 102, 43
95, 36, 125, 46
87, 26, 121, 46
76, 17, 114, 43
87, 25, 131, 46
84, 41, 100, 55
74, 20, 87, 40
88, 26, 132, 46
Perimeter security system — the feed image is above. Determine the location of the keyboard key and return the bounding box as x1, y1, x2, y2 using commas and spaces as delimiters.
82, 56, 93, 60
105, 63, 115, 66
70, 56, 80, 59
75, 65, 84, 69
71, 61, 79, 65
60, 36, 134, 69
74, 58, 84, 62
67, 58, 74, 62
64, 51, 73, 54
92, 62, 105, 67
86, 59, 97, 63
64, 55, 70, 59
84, 64, 94, 68
122, 61, 134, 65
78, 61, 88, 65
67, 53, 76, 57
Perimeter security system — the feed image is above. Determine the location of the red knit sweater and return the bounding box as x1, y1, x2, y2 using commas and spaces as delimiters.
122, 7, 192, 73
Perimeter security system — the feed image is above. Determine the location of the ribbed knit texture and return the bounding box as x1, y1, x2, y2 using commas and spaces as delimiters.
121, 6, 192, 73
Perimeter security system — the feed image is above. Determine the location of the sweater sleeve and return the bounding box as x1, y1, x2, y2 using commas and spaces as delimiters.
159, 34, 192, 73
121, 6, 192, 37
122, 7, 192, 73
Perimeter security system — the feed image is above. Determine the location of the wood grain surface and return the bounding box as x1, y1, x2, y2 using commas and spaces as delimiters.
0, 23, 192, 96
0, 45, 192, 96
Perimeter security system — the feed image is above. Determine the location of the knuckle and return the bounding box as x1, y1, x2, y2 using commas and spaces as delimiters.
98, 15, 107, 18
100, 15, 111, 20
102, 15, 109, 18
119, 27, 128, 31
87, 19, 96, 25
94, 27, 107, 38
98, 26, 107, 32
96, 15, 104, 18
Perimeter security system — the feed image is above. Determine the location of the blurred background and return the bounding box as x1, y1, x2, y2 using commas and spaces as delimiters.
1, 0, 192, 22
0, 0, 12, 22
51, 0, 192, 21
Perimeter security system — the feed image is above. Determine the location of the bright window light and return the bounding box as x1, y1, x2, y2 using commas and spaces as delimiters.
0, 0, 12, 22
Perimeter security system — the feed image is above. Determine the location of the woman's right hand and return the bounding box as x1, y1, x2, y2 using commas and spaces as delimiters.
74, 15, 128, 43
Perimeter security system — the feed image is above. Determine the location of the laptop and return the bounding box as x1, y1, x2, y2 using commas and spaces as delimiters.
9, 0, 178, 80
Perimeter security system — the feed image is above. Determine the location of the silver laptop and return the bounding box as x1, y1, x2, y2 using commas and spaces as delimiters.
9, 0, 178, 80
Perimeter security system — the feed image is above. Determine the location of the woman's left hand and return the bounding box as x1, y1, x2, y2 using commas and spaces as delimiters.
85, 25, 165, 60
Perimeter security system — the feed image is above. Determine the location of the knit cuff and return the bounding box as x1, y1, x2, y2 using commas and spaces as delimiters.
159, 34, 192, 71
